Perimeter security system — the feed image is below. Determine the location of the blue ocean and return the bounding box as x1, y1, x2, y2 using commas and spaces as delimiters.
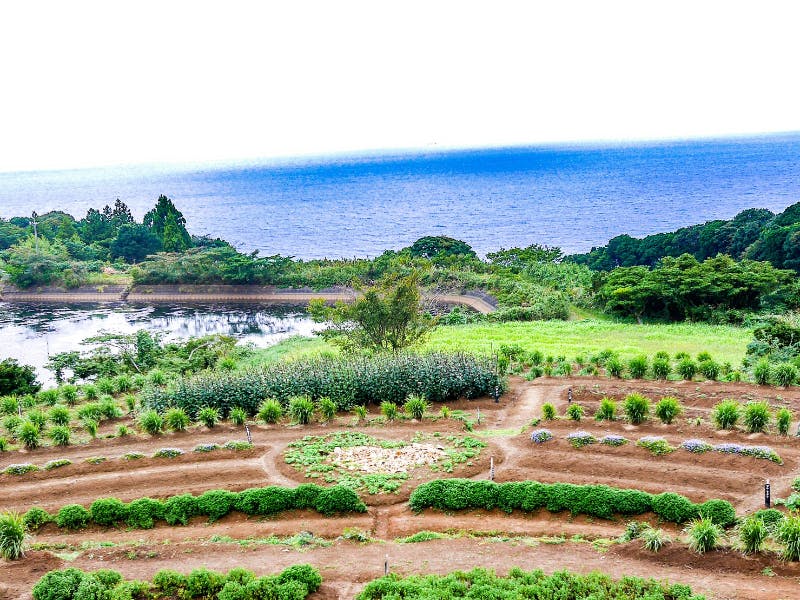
2, 134, 800, 259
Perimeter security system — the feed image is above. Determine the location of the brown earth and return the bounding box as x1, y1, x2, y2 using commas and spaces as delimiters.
3, 378, 800, 599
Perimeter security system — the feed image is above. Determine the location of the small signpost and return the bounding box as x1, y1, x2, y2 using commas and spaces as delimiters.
245, 424, 252, 444
489, 456, 495, 481
568, 387, 573, 403
765, 479, 771, 508
384, 554, 389, 576
493, 385, 500, 404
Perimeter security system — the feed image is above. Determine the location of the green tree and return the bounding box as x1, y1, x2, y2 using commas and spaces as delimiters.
0, 359, 41, 396
487, 244, 564, 270
309, 274, 436, 352
110, 224, 161, 262
406, 236, 476, 260
143, 195, 191, 252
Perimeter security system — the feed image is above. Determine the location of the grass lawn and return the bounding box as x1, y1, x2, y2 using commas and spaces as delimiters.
250, 319, 753, 367
424, 319, 753, 366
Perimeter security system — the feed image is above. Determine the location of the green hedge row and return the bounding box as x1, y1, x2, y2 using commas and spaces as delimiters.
33, 565, 321, 600
142, 352, 503, 417
24, 484, 366, 532
358, 567, 704, 600
408, 479, 737, 526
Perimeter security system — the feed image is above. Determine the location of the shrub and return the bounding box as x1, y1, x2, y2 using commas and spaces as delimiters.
743, 401, 771, 433
555, 362, 572, 377
712, 399, 740, 430
566, 404, 583, 421
56, 504, 90, 530
164, 407, 190, 432
258, 399, 283, 424
641, 526, 669, 552
624, 393, 650, 424
541, 403, 556, 420
23, 508, 51, 533
776, 514, 800, 561
605, 357, 623, 378
49, 405, 71, 426
686, 518, 721, 553
229, 407, 247, 426
627, 355, 648, 379
148, 369, 166, 386
138, 410, 163, 435
314, 485, 367, 515
651, 492, 696, 524
60, 385, 79, 406
289, 396, 315, 425
774, 363, 798, 387
49, 425, 71, 446
126, 498, 164, 529
403, 395, 428, 420
38, 389, 60, 406
753, 358, 772, 385
276, 564, 321, 593
651, 357, 671, 380
0, 511, 26, 560
698, 499, 736, 527
776, 407, 792, 436
114, 375, 133, 393
28, 409, 47, 431
654, 396, 682, 425
317, 397, 337, 422
352, 405, 368, 421
594, 397, 616, 421
90, 498, 129, 527
380, 401, 399, 421
676, 358, 697, 381
163, 494, 199, 526
18, 420, 40, 449
698, 360, 720, 381
737, 515, 768, 554
197, 406, 220, 428
186, 568, 225, 600
197, 490, 238, 522
32, 569, 87, 600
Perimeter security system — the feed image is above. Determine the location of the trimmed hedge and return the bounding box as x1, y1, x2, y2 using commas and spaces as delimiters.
26, 485, 365, 532
142, 352, 503, 416
357, 567, 704, 600
33, 565, 321, 600
409, 479, 736, 526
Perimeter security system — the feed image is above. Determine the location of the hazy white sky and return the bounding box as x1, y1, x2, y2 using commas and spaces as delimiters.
2, 1, 799, 172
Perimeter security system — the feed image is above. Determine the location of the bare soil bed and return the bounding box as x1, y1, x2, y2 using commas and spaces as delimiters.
3, 378, 800, 599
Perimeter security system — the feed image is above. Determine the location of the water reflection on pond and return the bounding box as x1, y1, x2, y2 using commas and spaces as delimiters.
0, 303, 317, 386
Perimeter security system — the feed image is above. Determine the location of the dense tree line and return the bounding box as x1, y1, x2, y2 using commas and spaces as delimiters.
570, 202, 800, 271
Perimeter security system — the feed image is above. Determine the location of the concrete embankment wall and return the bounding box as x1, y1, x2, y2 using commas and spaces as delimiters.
0, 285, 497, 314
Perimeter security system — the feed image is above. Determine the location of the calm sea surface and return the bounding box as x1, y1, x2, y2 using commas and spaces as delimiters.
2, 134, 800, 259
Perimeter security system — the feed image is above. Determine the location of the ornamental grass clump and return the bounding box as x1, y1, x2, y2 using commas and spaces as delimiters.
48, 425, 71, 447
776, 407, 792, 436
627, 355, 648, 379
641, 525, 670, 552
737, 515, 768, 554
48, 405, 71, 426
686, 518, 722, 554
289, 397, 314, 425
624, 393, 650, 424
599, 434, 628, 446
636, 436, 674, 456
541, 403, 556, 420
138, 410, 164, 435
594, 397, 616, 421
566, 431, 596, 448
712, 399, 740, 430
530, 429, 553, 444
380, 401, 399, 422
565, 403, 584, 421
654, 396, 682, 424
680, 439, 712, 454
403, 395, 428, 420
0, 511, 26, 560
676, 358, 697, 381
197, 406, 220, 428
258, 399, 283, 424
228, 407, 247, 426
753, 359, 772, 385
774, 363, 798, 387
698, 360, 720, 381
776, 514, 800, 561
18, 420, 40, 450
164, 408, 190, 432
651, 357, 671, 380
605, 357, 623, 378
743, 401, 771, 433
317, 397, 337, 422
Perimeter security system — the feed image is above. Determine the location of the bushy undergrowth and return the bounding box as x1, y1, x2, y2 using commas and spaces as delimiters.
142, 353, 503, 417
33, 565, 321, 600
25, 484, 365, 533
408, 479, 735, 526
356, 567, 704, 600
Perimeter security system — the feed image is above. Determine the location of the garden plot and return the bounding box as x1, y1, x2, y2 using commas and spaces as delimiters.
330, 443, 448, 474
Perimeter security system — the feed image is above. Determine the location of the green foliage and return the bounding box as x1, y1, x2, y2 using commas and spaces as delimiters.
60, 385, 79, 405
23, 507, 51, 531
317, 397, 337, 422
125, 498, 164, 529
196, 490, 238, 523
0, 358, 41, 396
712, 399, 740, 430
654, 396, 682, 425
197, 406, 221, 428
138, 410, 163, 435
737, 515, 768, 554
541, 403, 556, 420
83, 419, 98, 439
698, 360, 720, 381
380, 401, 399, 421
774, 362, 798, 387
753, 358, 772, 385
258, 399, 283, 424
686, 518, 722, 554
142, 353, 501, 417
676, 358, 697, 381
566, 403, 583, 421
594, 397, 616, 421
0, 511, 26, 560
89, 498, 128, 527
289, 396, 314, 425
32, 568, 86, 600
776, 514, 800, 561
49, 405, 71, 426
163, 494, 199, 526
742, 401, 771, 433
624, 393, 650, 424
228, 407, 247, 426
651, 357, 671, 379
605, 357, 623, 378
641, 526, 670, 552
18, 419, 40, 449
698, 499, 737, 528
627, 355, 648, 379
651, 493, 697, 524
164, 407, 189, 432
403, 395, 428, 420
636, 436, 674, 456
776, 407, 792, 435
56, 504, 90, 531
49, 425, 71, 446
